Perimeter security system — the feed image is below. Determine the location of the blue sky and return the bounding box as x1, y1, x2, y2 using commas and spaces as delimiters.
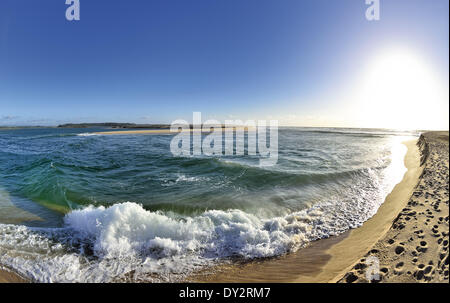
0, 0, 448, 129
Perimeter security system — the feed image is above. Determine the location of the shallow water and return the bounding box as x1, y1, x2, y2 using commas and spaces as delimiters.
0, 127, 417, 282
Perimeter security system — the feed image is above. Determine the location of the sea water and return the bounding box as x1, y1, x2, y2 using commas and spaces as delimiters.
0, 127, 417, 282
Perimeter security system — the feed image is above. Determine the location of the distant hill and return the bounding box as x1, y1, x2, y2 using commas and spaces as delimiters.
57, 123, 171, 129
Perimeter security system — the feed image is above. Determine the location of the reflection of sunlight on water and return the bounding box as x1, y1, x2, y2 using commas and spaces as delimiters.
383, 136, 411, 193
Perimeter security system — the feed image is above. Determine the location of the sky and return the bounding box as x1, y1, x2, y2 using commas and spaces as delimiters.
0, 0, 449, 129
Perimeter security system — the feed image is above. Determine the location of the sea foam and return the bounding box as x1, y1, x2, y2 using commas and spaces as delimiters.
0, 176, 398, 283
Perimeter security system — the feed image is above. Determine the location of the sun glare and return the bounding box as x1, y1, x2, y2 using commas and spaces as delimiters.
353, 49, 449, 130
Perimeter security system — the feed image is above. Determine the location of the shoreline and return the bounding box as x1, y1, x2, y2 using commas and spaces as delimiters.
0, 267, 27, 283
339, 132, 449, 282
188, 138, 423, 282
1, 133, 447, 283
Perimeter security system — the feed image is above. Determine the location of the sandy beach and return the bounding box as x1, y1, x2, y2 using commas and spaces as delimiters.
339, 132, 449, 283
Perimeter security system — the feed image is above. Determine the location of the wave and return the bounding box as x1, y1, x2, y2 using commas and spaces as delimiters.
10, 155, 389, 213
0, 203, 311, 282
0, 153, 403, 283
176, 156, 392, 188
11, 133, 79, 140
2, 147, 396, 215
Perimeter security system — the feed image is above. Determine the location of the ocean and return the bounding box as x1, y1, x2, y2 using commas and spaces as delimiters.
0, 127, 418, 282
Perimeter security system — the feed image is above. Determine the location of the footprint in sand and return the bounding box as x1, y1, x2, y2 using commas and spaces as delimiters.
416, 241, 428, 253
394, 262, 404, 275
432, 226, 440, 236
344, 272, 358, 283
395, 246, 405, 255
415, 270, 424, 281
424, 265, 433, 275
414, 229, 425, 239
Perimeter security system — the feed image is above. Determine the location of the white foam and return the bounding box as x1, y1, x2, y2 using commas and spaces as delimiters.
161, 174, 210, 187
0, 203, 323, 282
175, 175, 209, 183
0, 197, 380, 282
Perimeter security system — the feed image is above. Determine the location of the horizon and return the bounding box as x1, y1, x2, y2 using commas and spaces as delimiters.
1, 0, 449, 130
0, 122, 446, 133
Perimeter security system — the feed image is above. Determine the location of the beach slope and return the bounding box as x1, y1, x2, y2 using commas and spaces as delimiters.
339, 131, 449, 283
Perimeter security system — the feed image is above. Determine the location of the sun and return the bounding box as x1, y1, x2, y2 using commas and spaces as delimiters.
352, 48, 449, 130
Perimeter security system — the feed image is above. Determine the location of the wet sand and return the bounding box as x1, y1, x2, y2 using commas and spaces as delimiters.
0, 189, 43, 225
0, 189, 40, 283
0, 267, 27, 283
190, 138, 426, 282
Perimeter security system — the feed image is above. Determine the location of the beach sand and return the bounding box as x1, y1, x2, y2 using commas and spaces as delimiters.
1, 132, 447, 283
339, 131, 449, 283
0, 267, 27, 283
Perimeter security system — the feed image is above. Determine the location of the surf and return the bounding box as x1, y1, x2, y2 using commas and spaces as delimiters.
0, 127, 415, 282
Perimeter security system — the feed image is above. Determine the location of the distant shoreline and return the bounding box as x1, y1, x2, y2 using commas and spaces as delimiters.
57, 123, 171, 129
0, 123, 171, 130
